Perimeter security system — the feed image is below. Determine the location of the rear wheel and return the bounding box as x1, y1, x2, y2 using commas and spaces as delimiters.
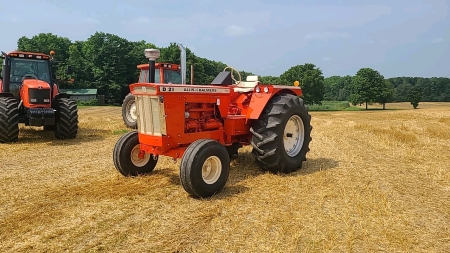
113, 131, 158, 176
250, 93, 312, 173
122, 93, 137, 129
180, 139, 230, 198
54, 98, 78, 139
0, 97, 19, 143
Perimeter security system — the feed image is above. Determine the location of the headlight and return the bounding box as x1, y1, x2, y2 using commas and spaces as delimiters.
255, 87, 261, 93
263, 87, 269, 93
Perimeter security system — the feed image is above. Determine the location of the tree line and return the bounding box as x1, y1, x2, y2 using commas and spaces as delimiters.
1, 32, 449, 108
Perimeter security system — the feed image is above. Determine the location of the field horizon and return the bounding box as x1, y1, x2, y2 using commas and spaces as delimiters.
1, 102, 449, 252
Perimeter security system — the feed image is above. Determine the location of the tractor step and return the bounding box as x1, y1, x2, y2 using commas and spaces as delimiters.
26, 108, 56, 126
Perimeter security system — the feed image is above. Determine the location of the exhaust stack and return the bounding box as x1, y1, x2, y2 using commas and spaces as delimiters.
177, 43, 186, 85
1, 51, 10, 93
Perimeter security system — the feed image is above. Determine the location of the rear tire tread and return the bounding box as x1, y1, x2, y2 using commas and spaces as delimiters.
0, 97, 19, 143
250, 93, 312, 173
54, 98, 78, 140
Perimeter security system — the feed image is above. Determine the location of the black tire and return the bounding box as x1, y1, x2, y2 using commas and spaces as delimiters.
54, 98, 78, 140
0, 97, 19, 143
250, 93, 312, 173
180, 139, 231, 198
113, 131, 158, 177
122, 93, 137, 129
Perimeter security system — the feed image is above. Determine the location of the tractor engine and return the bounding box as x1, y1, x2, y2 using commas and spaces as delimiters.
184, 103, 222, 133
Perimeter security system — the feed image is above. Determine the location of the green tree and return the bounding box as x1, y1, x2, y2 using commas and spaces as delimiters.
81, 32, 137, 103
259, 75, 280, 84
279, 63, 325, 105
66, 40, 91, 89
323, 75, 352, 101
349, 68, 385, 109
15, 31, 450, 105
377, 79, 396, 109
408, 85, 422, 109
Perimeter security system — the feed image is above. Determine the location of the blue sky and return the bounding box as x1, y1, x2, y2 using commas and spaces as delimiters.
1, 0, 448, 78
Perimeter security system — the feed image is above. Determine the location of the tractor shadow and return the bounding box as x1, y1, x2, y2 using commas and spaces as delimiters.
214, 154, 339, 199
17, 127, 110, 145
159, 152, 339, 200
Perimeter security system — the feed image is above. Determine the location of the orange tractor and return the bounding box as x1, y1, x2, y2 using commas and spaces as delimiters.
113, 45, 312, 198
122, 62, 183, 128
0, 50, 78, 143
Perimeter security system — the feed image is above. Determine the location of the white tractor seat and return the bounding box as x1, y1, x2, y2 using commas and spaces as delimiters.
233, 75, 259, 93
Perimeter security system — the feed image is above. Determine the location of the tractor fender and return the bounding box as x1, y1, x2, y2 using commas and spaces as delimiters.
247, 88, 300, 120
0, 80, 13, 97
0, 92, 14, 98
52, 92, 72, 103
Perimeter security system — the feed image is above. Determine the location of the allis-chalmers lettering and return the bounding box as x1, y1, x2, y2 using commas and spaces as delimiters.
159, 86, 229, 93
183, 88, 217, 92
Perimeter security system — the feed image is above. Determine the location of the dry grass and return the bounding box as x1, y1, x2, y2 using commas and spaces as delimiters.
1, 102, 449, 253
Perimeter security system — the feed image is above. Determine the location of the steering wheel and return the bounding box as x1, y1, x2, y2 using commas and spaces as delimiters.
41, 73, 48, 81
22, 73, 38, 81
223, 66, 242, 85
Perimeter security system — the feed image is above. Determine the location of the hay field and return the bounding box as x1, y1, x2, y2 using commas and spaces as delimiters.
1, 102, 449, 252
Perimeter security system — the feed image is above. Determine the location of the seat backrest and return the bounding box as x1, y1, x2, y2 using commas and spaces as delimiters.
237, 75, 259, 88
246, 75, 258, 82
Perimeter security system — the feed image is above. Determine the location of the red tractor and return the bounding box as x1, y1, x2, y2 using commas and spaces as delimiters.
113, 46, 312, 198
122, 44, 186, 128
0, 50, 78, 143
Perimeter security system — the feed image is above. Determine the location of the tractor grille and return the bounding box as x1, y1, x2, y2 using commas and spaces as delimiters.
28, 88, 51, 104
135, 95, 167, 136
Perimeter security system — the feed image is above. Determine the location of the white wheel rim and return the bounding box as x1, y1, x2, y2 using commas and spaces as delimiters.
202, 156, 222, 184
126, 101, 137, 121
283, 115, 305, 157
130, 144, 150, 167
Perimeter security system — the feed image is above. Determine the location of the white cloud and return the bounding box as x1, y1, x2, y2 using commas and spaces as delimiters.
304, 31, 351, 41
224, 25, 254, 36
322, 57, 331, 62
431, 38, 443, 44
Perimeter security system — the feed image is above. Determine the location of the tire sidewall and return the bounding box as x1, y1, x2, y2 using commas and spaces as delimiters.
117, 131, 157, 176
275, 101, 311, 169
122, 94, 137, 128
188, 142, 230, 196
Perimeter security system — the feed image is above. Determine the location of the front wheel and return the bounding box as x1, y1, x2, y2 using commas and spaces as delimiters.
180, 139, 230, 198
113, 131, 158, 176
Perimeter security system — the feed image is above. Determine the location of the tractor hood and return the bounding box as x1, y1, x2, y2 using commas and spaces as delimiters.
21, 78, 51, 89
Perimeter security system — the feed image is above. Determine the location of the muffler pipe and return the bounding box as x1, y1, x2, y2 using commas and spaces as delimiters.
177, 43, 186, 85
1, 51, 11, 93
